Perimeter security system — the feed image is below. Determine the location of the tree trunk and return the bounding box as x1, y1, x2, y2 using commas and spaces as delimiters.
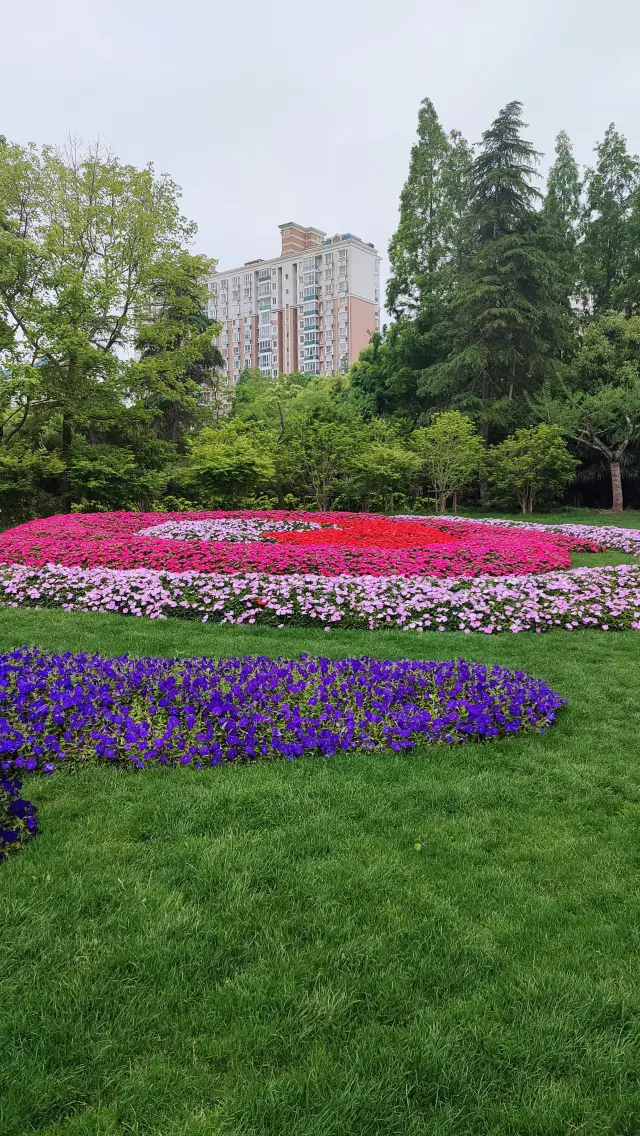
610, 461, 624, 513
478, 418, 489, 502
452, 490, 458, 514
60, 412, 73, 512
275, 471, 285, 510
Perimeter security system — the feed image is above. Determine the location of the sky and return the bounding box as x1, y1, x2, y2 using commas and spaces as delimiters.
4, 0, 640, 306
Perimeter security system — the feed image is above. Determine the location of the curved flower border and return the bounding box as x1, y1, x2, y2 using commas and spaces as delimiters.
0, 511, 595, 579
1, 559, 640, 633
0, 648, 566, 776
0, 516, 638, 635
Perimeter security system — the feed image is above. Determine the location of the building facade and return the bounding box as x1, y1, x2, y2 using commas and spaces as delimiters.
207, 222, 381, 386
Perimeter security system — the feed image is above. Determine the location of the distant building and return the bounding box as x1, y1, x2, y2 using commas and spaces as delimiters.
207, 222, 381, 386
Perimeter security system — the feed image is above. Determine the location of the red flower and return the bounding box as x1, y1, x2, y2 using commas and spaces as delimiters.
0, 510, 599, 579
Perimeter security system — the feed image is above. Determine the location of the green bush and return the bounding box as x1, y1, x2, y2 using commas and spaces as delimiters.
486, 425, 579, 514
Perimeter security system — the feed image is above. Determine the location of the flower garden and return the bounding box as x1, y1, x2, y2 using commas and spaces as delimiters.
2, 510, 640, 1134
0, 509, 638, 633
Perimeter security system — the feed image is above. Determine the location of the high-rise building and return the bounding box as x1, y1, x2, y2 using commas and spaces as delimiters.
207, 222, 381, 386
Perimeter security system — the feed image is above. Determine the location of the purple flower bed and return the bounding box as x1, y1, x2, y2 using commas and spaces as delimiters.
0, 775, 38, 860
1, 562, 640, 633
0, 649, 565, 774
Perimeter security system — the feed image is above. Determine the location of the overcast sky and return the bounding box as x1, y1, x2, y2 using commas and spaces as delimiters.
4, 0, 640, 302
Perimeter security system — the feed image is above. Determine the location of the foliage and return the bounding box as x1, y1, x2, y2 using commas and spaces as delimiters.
68, 441, 161, 512
410, 411, 484, 511
188, 422, 276, 505
425, 103, 573, 438
542, 130, 582, 300
0, 448, 63, 523
541, 314, 640, 511
486, 424, 579, 513
386, 99, 473, 318
580, 125, 639, 315
134, 250, 222, 451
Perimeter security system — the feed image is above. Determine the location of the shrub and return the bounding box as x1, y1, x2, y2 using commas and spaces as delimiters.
486, 424, 579, 514
411, 412, 484, 512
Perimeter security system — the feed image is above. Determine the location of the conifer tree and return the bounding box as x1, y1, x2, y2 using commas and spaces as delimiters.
386, 99, 472, 318
581, 124, 639, 314
542, 130, 582, 298
426, 102, 572, 441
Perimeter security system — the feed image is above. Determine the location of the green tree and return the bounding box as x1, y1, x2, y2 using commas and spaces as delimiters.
232, 369, 313, 506
410, 411, 484, 512
350, 317, 449, 424
542, 313, 640, 512
581, 125, 639, 315
339, 421, 420, 512
0, 448, 64, 523
542, 130, 582, 299
486, 424, 578, 514
134, 250, 223, 451
0, 137, 193, 503
387, 99, 472, 319
187, 421, 276, 505
426, 103, 572, 447
68, 441, 158, 512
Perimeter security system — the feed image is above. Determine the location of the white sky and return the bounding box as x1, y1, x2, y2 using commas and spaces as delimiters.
4, 0, 640, 307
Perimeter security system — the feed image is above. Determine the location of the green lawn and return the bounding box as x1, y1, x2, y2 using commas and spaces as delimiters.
446, 506, 640, 528
2, 608, 640, 1135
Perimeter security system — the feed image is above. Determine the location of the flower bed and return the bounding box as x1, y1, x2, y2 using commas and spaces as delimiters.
1, 561, 639, 632
0, 775, 38, 860
0, 511, 596, 578
399, 515, 640, 556
0, 648, 565, 776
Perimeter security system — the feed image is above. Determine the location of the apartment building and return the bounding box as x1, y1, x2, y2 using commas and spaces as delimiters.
207, 222, 381, 386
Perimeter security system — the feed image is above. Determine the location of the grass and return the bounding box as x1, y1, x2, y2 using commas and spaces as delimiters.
1, 607, 640, 1134
446, 505, 640, 528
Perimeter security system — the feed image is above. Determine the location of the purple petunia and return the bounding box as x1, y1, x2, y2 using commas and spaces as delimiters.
0, 774, 38, 860
0, 648, 566, 775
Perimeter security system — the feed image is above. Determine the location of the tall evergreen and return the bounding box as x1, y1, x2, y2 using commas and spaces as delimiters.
542, 130, 582, 297
426, 102, 572, 440
386, 98, 472, 318
581, 124, 639, 314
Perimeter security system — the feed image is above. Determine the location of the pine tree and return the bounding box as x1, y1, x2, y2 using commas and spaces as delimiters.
386, 98, 472, 318
426, 102, 572, 441
542, 130, 582, 298
581, 124, 639, 314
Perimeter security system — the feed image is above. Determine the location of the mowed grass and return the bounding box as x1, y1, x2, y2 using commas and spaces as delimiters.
1, 609, 640, 1135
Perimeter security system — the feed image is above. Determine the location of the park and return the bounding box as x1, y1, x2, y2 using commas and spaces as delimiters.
2, 30, 640, 1136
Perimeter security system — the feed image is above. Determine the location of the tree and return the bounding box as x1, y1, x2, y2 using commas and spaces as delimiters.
134, 250, 223, 451
386, 99, 472, 319
232, 369, 313, 507
410, 411, 484, 512
187, 421, 276, 505
542, 130, 582, 299
543, 313, 640, 512
0, 137, 193, 503
485, 424, 578, 514
426, 102, 572, 444
339, 421, 420, 512
581, 125, 639, 315
350, 317, 449, 424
